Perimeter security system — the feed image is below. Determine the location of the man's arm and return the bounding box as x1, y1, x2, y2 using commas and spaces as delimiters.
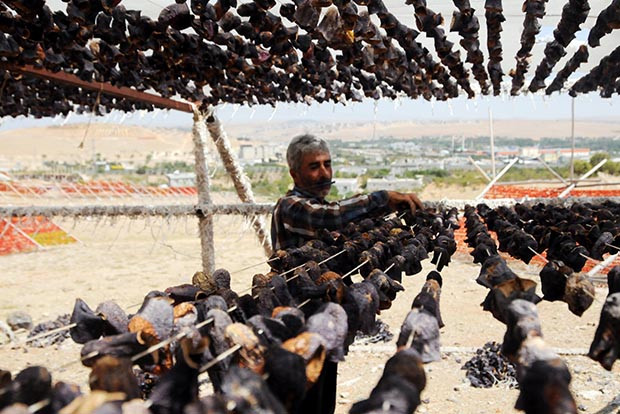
290, 191, 390, 228
386, 191, 424, 213
271, 190, 424, 250
271, 191, 389, 249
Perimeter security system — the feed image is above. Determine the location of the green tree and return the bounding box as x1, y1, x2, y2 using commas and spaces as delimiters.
573, 160, 591, 175
604, 161, 620, 175
589, 152, 620, 175
367, 168, 391, 178
327, 186, 340, 200
590, 152, 611, 166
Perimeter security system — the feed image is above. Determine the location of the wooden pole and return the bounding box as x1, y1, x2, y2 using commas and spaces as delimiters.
205, 108, 273, 257
535, 156, 568, 184
192, 109, 215, 276
467, 156, 491, 182
570, 97, 575, 181
489, 107, 496, 178
475, 158, 520, 200
1, 64, 193, 113
558, 159, 608, 198
573, 180, 620, 188
587, 252, 619, 277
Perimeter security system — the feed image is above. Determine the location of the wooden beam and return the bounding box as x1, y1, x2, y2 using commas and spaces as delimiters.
559, 159, 608, 198
535, 156, 568, 184
574, 181, 620, 188
467, 156, 491, 182
475, 157, 520, 200
0, 64, 194, 113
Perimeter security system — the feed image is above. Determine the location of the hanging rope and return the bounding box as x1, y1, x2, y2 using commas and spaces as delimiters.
205, 107, 273, 257
192, 108, 215, 276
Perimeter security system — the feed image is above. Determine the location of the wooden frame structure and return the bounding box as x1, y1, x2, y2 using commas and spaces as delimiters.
3, 64, 272, 275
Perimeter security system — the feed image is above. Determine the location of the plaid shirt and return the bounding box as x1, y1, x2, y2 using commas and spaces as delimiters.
270, 186, 390, 250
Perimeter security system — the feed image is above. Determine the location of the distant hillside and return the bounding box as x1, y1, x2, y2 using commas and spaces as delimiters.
1, 119, 619, 168
227, 119, 620, 142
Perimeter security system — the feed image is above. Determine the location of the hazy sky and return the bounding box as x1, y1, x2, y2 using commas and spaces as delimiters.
1, 92, 618, 132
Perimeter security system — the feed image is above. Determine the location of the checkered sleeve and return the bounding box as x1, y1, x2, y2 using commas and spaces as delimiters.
271, 191, 389, 250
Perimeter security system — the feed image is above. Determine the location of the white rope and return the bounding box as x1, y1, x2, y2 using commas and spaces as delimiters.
3, 198, 619, 219
0, 203, 274, 218
193, 109, 215, 276
205, 108, 273, 257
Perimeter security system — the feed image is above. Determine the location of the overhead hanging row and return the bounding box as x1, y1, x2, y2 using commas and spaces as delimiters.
0, 0, 619, 118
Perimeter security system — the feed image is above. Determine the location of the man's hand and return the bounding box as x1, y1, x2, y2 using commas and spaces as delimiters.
387, 191, 424, 214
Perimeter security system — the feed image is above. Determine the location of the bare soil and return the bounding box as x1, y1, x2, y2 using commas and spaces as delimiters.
1, 210, 619, 414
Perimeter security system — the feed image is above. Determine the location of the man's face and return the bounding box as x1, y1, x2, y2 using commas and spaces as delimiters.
291, 151, 332, 198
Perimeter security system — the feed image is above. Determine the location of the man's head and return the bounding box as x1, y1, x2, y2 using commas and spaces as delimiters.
287, 134, 332, 198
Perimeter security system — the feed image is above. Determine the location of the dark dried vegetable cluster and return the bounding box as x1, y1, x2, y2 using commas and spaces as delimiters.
546, 45, 589, 95
26, 313, 71, 347
502, 300, 578, 413
481, 201, 620, 272
570, 45, 620, 98
463, 205, 541, 324
396, 270, 444, 363
484, 0, 504, 95
1, 207, 461, 414
461, 341, 517, 388
353, 209, 457, 413
587, 0, 620, 47
528, 0, 590, 93
350, 348, 426, 414
411, 0, 474, 98
509, 0, 547, 95
476, 203, 601, 317
468, 202, 620, 379
450, 0, 488, 94
0, 0, 487, 119
2, 0, 620, 117
589, 268, 620, 371
464, 205, 581, 411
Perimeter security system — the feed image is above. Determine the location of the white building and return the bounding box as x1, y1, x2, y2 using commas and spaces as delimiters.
166, 171, 196, 187
520, 147, 591, 163
333, 178, 359, 195
366, 177, 424, 192
239, 144, 284, 163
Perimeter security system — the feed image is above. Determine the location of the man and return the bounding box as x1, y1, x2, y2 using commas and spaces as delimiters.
271, 134, 424, 250
270, 134, 423, 414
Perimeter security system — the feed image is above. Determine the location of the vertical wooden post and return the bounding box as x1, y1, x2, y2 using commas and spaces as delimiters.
205, 108, 273, 257
192, 109, 215, 276
489, 107, 496, 178
570, 97, 576, 182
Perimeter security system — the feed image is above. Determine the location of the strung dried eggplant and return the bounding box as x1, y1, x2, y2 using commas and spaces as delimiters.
570, 45, 620, 97
588, 0, 620, 47
546, 45, 589, 94
451, 1, 489, 94
529, 0, 590, 92
510, 0, 547, 95
485, 0, 505, 95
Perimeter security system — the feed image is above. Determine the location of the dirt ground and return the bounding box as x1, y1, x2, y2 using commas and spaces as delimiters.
1, 199, 620, 413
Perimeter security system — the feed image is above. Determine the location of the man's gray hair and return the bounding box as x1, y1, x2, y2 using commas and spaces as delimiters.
286, 134, 330, 172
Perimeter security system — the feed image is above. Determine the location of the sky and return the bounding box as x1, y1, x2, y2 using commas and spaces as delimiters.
1, 92, 618, 132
